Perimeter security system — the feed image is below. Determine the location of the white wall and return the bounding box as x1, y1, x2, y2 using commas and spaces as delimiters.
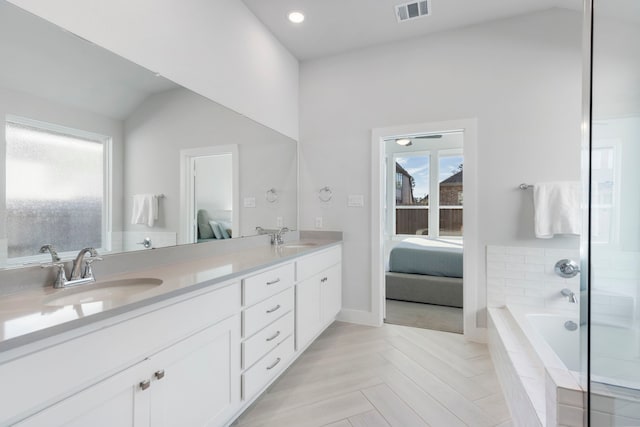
195, 155, 233, 216
7, 0, 299, 140
299, 9, 583, 326
124, 88, 297, 238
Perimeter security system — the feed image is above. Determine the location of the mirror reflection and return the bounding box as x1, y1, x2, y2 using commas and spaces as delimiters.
0, 1, 297, 268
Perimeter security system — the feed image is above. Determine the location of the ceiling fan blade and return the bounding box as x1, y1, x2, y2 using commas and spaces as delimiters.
413, 134, 442, 139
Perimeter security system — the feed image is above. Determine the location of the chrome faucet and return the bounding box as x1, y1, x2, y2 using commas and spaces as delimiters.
273, 227, 289, 246
70, 247, 101, 281
561, 288, 577, 304
41, 246, 102, 289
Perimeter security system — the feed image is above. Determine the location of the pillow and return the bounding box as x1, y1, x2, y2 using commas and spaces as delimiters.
208, 220, 223, 239
197, 209, 214, 239
217, 220, 231, 239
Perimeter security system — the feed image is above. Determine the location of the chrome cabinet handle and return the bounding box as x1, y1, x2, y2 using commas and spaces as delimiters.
266, 331, 281, 342
266, 304, 281, 314
155, 370, 165, 380
266, 357, 281, 370
266, 278, 281, 285
139, 379, 151, 390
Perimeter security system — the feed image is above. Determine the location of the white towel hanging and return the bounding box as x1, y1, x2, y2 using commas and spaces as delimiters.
533, 182, 581, 238
131, 194, 158, 227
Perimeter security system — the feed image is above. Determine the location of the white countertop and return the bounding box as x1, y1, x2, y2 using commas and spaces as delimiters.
0, 239, 341, 353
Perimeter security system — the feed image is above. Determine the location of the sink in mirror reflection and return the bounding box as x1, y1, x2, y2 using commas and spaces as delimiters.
43, 278, 163, 307
0, 0, 297, 270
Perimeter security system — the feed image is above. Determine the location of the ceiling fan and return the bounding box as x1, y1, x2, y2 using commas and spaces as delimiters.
395, 134, 442, 146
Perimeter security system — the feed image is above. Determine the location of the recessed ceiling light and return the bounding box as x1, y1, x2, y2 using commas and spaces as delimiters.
288, 11, 305, 24
396, 138, 412, 146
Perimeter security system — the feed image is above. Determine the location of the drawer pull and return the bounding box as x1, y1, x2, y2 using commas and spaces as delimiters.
139, 379, 151, 391
266, 278, 281, 285
266, 304, 281, 314
266, 357, 282, 370
154, 370, 165, 380
266, 330, 281, 342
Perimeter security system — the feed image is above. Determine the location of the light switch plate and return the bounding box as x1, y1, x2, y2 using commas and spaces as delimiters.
244, 197, 256, 208
315, 217, 323, 229
348, 194, 365, 207
276, 216, 283, 227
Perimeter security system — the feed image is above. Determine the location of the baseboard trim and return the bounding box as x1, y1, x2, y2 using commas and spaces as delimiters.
465, 326, 487, 343
336, 309, 381, 327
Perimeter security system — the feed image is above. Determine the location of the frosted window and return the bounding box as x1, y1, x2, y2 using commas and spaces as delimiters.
6, 120, 104, 258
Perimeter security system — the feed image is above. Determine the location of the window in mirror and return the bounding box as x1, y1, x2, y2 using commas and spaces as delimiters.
5, 117, 109, 260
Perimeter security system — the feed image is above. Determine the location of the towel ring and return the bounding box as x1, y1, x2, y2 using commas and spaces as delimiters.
265, 188, 278, 203
318, 186, 332, 202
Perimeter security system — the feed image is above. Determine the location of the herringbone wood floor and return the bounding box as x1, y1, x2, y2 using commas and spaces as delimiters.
233, 322, 512, 427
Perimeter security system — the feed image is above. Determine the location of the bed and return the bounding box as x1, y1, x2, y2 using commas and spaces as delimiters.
197, 209, 233, 242
385, 240, 463, 308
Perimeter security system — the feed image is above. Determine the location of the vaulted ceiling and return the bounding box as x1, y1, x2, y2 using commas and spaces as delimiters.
242, 0, 582, 61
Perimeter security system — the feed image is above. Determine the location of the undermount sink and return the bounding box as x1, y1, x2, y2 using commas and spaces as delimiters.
43, 278, 163, 307
281, 242, 318, 249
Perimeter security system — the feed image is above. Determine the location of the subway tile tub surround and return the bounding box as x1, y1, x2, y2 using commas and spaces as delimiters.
486, 245, 585, 427
0, 234, 342, 426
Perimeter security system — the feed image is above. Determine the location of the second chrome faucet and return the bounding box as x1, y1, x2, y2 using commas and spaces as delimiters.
40, 245, 102, 289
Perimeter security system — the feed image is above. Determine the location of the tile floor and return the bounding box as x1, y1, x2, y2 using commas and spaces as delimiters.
233, 321, 512, 427
384, 299, 463, 334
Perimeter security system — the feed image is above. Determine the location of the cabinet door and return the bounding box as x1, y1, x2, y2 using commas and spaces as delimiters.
295, 275, 322, 351
149, 314, 241, 427
15, 362, 150, 427
321, 263, 342, 323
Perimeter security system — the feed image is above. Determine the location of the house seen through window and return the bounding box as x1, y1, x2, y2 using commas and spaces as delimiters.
393, 151, 463, 238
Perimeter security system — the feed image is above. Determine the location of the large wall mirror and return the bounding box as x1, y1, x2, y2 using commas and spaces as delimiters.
0, 1, 297, 268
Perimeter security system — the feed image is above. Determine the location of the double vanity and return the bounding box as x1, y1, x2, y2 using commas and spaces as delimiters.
0, 237, 342, 426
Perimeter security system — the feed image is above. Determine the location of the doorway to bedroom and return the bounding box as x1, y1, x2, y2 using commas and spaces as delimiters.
383, 132, 464, 333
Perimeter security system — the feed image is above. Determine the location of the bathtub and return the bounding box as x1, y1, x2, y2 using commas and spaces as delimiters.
488, 306, 586, 427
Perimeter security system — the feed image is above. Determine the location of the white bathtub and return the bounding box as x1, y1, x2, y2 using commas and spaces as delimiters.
488, 306, 585, 427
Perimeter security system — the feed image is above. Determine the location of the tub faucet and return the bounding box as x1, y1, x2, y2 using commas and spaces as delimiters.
561, 288, 577, 304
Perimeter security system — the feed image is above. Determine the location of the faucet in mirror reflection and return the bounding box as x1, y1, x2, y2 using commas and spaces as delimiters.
256, 226, 289, 245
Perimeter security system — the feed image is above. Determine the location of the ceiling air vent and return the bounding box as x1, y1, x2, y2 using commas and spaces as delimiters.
395, 0, 430, 22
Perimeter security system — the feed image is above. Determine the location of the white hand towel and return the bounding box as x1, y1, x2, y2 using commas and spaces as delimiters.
131, 194, 157, 227
533, 182, 581, 238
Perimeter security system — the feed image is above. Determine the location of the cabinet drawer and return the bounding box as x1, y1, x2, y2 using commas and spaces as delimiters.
243, 287, 294, 338
243, 312, 293, 370
243, 263, 294, 306
242, 336, 294, 401
297, 245, 342, 282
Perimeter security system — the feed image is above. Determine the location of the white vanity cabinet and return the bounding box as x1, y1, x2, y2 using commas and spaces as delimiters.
1, 242, 343, 427
2, 282, 241, 427
295, 246, 342, 351
16, 315, 240, 427
240, 263, 296, 402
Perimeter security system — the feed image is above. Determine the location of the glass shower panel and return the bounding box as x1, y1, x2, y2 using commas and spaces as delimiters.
590, 0, 640, 424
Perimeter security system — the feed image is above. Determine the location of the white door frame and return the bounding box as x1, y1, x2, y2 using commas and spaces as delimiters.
371, 118, 483, 342
179, 145, 239, 244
